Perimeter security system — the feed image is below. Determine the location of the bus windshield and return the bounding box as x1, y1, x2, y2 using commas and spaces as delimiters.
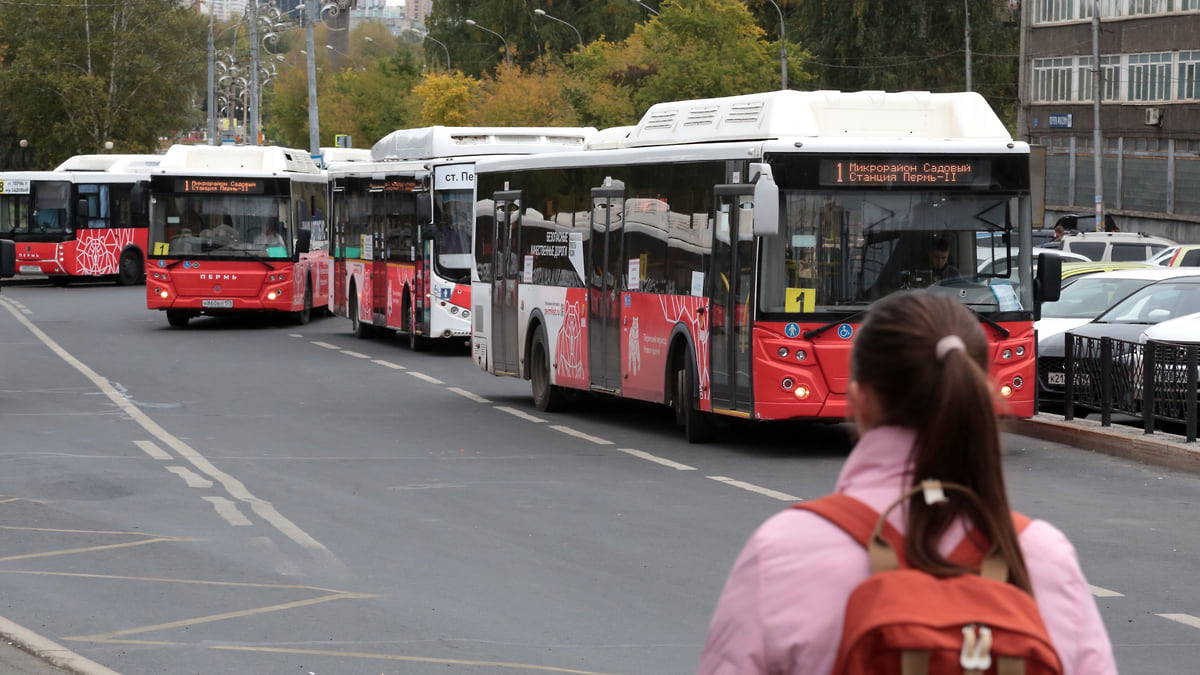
433, 188, 473, 283
151, 194, 291, 259
759, 191, 1029, 317
0, 181, 69, 236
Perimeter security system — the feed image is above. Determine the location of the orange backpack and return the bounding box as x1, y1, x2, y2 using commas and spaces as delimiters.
793, 481, 1063, 675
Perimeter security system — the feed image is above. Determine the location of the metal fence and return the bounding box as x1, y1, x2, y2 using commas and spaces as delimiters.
1063, 334, 1199, 442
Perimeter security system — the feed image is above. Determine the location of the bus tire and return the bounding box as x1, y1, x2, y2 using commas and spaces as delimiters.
404, 291, 426, 351
166, 310, 190, 328
531, 328, 565, 412
293, 282, 312, 325
675, 357, 714, 444
116, 249, 144, 286
350, 287, 374, 338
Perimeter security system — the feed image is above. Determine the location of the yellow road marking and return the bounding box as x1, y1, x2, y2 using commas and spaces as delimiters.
211, 645, 626, 674
0, 537, 198, 563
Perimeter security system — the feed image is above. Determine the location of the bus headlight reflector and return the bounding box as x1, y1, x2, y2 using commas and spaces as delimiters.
1002, 348, 1013, 360
777, 347, 789, 358
462, 310, 470, 319
450, 306, 460, 315
1016, 346, 1026, 357
781, 377, 794, 391
1012, 376, 1024, 389
796, 350, 807, 361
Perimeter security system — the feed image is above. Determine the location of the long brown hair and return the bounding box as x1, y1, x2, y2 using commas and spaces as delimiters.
850, 292, 1032, 593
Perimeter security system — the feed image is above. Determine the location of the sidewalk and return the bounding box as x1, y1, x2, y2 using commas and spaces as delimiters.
1008, 412, 1200, 473
0, 617, 118, 675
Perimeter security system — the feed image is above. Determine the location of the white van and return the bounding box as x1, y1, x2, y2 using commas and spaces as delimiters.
1041, 231, 1176, 262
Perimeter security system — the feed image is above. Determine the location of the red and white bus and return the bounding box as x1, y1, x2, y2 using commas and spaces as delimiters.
0, 154, 160, 286
327, 126, 595, 349
145, 144, 329, 327
471, 90, 1062, 441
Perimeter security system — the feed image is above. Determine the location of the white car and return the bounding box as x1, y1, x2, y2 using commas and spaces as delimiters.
1041, 230, 1177, 262
1036, 267, 1200, 350
1142, 311, 1200, 344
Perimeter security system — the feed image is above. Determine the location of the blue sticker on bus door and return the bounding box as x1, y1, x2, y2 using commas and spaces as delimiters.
784, 322, 800, 338
624, 294, 630, 307
837, 324, 853, 339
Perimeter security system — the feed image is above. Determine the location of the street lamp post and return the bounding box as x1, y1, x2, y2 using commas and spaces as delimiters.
627, 0, 659, 16
763, 0, 787, 90
1092, 0, 1104, 231
533, 9, 583, 49
405, 28, 451, 70
465, 19, 511, 66
301, 1, 321, 158
963, 0, 973, 91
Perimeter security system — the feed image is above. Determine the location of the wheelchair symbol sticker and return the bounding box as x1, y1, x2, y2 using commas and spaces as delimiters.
837, 324, 853, 339
784, 323, 801, 339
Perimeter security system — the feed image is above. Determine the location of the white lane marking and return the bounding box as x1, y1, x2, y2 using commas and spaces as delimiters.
340, 350, 371, 359
203, 496, 253, 527
708, 476, 801, 502
0, 299, 339, 567
311, 341, 340, 350
616, 448, 697, 471
495, 406, 546, 423
134, 440, 172, 461
166, 466, 214, 489
550, 425, 613, 446
408, 372, 444, 385
448, 387, 490, 403
1159, 613, 1200, 630
287, 333, 303, 338
371, 359, 406, 370
1090, 585, 1125, 598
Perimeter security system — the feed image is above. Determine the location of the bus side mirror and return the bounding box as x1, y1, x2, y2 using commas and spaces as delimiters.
0, 238, 15, 279
1033, 252, 1062, 320
417, 196, 432, 225
750, 163, 779, 237
295, 228, 312, 256
75, 198, 89, 229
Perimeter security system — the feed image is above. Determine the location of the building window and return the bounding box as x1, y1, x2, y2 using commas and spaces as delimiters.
1034, 0, 1079, 22
1034, 57, 1075, 101
1127, 0, 1169, 14
1183, 0, 1200, 10
1077, 55, 1122, 102
1128, 52, 1172, 101
1179, 52, 1200, 99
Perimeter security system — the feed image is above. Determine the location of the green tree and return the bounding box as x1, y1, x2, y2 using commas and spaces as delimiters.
474, 59, 582, 127
413, 71, 481, 126
0, 0, 207, 166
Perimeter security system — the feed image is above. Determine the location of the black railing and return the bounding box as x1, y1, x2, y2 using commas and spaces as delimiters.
1064, 334, 1199, 443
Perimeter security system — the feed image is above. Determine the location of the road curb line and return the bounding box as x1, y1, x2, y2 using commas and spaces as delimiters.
1007, 416, 1200, 473
0, 616, 120, 675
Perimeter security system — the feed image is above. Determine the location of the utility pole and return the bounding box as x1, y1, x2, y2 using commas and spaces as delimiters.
1092, 0, 1104, 231
964, 0, 972, 91
207, 4, 216, 144
305, 1, 320, 159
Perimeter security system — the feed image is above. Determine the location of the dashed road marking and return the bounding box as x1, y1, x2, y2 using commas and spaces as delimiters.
551, 425, 613, 445
448, 387, 490, 403
341, 350, 371, 359
311, 341, 341, 350
167, 466, 214, 489
1159, 613, 1200, 630
203, 497, 253, 527
134, 440, 172, 460
372, 359, 406, 370
1090, 585, 1124, 598
616, 448, 696, 471
707, 476, 801, 502
408, 372, 444, 384
495, 406, 546, 423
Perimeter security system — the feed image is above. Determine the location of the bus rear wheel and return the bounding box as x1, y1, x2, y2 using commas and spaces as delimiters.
531, 329, 565, 412
403, 292, 426, 351
166, 310, 190, 328
350, 288, 373, 338
116, 250, 143, 286
675, 357, 714, 443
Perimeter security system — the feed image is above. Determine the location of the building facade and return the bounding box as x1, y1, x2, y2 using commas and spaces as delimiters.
1018, 0, 1200, 243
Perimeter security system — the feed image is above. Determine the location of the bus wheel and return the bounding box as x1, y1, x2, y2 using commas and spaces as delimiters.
404, 294, 426, 351
116, 250, 143, 286
350, 289, 373, 338
675, 358, 714, 444
293, 283, 312, 325
531, 329, 565, 412
166, 310, 190, 328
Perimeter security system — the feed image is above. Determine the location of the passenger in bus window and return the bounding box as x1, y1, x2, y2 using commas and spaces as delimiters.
212, 216, 238, 244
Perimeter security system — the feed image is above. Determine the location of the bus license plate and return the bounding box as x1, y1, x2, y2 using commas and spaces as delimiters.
19, 265, 41, 273
201, 299, 233, 309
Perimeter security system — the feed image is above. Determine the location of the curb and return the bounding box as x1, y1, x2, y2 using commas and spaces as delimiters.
0, 616, 120, 675
1007, 414, 1200, 473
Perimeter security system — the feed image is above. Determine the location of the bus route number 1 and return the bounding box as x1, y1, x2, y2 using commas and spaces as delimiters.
785, 288, 816, 313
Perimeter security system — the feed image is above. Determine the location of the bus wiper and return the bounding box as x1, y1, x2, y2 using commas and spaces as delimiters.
237, 250, 277, 270
803, 308, 871, 340
966, 305, 1010, 339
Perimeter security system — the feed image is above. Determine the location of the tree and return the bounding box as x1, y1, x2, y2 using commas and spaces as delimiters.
474, 60, 582, 127
412, 72, 480, 126
0, 0, 207, 166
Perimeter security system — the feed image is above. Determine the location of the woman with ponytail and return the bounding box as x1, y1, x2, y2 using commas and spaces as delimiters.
698, 292, 1116, 675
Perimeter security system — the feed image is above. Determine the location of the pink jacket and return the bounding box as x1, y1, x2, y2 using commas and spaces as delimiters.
697, 425, 1117, 675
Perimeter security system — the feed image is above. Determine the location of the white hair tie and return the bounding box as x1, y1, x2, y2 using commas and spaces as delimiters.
935, 335, 966, 363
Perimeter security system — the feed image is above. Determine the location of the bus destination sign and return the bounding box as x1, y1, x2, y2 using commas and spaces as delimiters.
819, 158, 986, 186
176, 178, 265, 194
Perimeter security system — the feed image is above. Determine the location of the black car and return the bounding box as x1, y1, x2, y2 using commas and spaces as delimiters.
1038, 275, 1200, 406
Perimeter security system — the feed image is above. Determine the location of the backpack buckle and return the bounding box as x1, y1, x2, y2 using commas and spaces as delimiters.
960, 624, 993, 671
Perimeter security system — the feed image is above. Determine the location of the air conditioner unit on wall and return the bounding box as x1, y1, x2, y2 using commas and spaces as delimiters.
1145, 107, 1163, 126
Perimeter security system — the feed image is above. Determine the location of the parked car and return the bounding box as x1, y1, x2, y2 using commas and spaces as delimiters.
1037, 273, 1200, 405
1149, 244, 1200, 267
1040, 230, 1176, 262
976, 247, 1089, 287
1142, 311, 1200, 345
1059, 261, 1155, 288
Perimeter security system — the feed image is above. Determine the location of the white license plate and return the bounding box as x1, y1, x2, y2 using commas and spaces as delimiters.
201, 299, 233, 309
19, 265, 41, 273
1048, 372, 1088, 386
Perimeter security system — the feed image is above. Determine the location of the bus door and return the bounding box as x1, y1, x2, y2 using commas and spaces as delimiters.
589, 186, 624, 392
709, 185, 756, 414
368, 187, 389, 323
330, 179, 346, 316
490, 190, 522, 376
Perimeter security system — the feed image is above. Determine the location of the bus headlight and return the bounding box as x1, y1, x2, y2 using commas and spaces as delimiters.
157, 289, 169, 299
266, 290, 279, 301
450, 306, 460, 315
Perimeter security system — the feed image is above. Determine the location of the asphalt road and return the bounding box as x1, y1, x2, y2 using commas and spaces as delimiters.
0, 281, 1197, 674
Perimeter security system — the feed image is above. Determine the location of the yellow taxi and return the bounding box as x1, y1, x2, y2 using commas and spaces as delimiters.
1059, 260, 1154, 287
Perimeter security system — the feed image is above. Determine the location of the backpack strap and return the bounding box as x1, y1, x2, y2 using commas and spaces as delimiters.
793, 494, 907, 569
